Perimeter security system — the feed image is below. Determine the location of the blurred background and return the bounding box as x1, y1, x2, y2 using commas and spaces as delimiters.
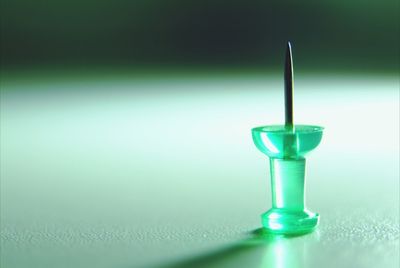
1, 1, 399, 268
1, 0, 399, 74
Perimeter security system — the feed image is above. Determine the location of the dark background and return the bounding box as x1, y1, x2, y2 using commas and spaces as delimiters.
1, 0, 399, 72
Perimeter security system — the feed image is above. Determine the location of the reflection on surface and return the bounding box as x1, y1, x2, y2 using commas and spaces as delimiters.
155, 229, 319, 268
259, 230, 320, 268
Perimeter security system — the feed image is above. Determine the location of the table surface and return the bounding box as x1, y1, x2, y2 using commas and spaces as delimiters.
1, 73, 399, 268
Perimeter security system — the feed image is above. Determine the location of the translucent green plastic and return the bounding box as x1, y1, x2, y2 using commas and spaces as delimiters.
252, 125, 324, 235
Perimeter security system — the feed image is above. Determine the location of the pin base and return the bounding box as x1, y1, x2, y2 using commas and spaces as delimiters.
261, 208, 319, 235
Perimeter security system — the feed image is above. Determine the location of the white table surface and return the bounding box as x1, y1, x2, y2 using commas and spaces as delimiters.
1, 74, 399, 268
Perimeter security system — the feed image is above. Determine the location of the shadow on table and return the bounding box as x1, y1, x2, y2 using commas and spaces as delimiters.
150, 229, 319, 268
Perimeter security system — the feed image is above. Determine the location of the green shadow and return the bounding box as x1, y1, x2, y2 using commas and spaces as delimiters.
150, 228, 319, 268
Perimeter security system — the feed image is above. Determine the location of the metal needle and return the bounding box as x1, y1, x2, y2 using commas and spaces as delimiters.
284, 41, 294, 127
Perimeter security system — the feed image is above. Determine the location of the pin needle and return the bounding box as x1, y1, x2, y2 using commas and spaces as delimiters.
284, 41, 294, 128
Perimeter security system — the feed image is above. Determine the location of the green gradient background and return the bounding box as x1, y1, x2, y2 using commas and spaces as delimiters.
1, 0, 399, 72
1, 1, 399, 268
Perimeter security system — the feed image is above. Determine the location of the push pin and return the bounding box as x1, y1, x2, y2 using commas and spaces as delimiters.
252, 42, 324, 235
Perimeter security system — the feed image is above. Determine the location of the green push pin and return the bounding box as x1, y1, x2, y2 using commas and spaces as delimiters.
252, 42, 324, 235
